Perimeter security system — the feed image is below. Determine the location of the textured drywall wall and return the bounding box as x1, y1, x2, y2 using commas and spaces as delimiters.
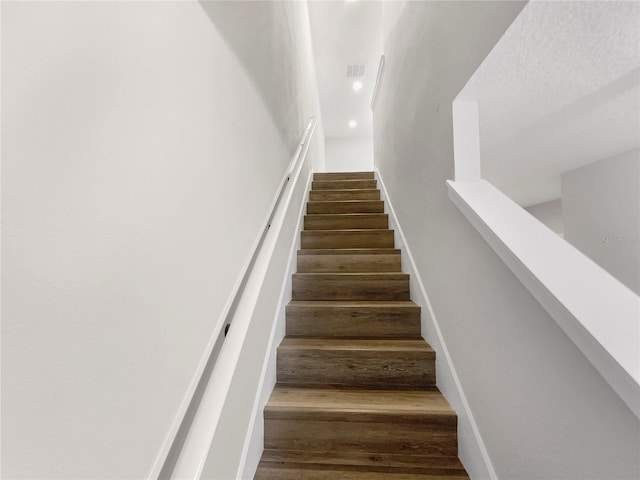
324, 137, 374, 172
374, 1, 640, 478
458, 1, 640, 206
525, 199, 563, 235
1, 2, 321, 478
562, 148, 640, 295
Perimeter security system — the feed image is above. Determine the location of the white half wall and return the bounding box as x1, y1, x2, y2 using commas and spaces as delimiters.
1, 2, 321, 478
324, 136, 374, 172
373, 1, 640, 479
562, 148, 640, 295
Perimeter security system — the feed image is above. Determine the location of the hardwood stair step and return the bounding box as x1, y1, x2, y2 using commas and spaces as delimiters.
292, 272, 409, 301
286, 300, 420, 338
314, 172, 374, 181
256, 176, 468, 480
297, 248, 400, 273
264, 387, 453, 458
255, 463, 469, 480
304, 213, 388, 230
266, 386, 453, 419
309, 189, 380, 202
312, 179, 377, 190
276, 339, 435, 388
301, 230, 394, 249
260, 450, 467, 476
307, 200, 384, 214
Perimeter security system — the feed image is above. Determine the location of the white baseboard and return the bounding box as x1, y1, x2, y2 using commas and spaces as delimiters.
375, 168, 497, 480
236, 169, 313, 480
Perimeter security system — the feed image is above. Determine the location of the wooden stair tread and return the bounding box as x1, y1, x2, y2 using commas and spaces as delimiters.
308, 200, 383, 205
314, 172, 374, 181
309, 188, 379, 192
292, 272, 409, 301
301, 228, 392, 232
309, 190, 381, 201
267, 386, 453, 416
261, 450, 466, 472
255, 462, 469, 479
260, 450, 466, 473
301, 230, 394, 249
288, 299, 416, 307
307, 201, 384, 213
309, 188, 380, 194
285, 300, 421, 338
298, 248, 400, 255
279, 337, 433, 352
312, 180, 377, 190
305, 213, 386, 217
304, 213, 388, 230
293, 272, 408, 280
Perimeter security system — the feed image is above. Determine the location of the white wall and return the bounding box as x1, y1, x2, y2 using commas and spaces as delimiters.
324, 136, 374, 172
562, 148, 640, 295
525, 199, 563, 235
1, 2, 321, 478
200, 151, 313, 480
373, 2, 640, 479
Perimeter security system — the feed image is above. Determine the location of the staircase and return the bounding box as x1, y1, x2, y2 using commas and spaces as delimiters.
254, 172, 469, 479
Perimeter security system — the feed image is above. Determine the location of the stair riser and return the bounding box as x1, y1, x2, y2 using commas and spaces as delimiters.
307, 201, 384, 214
286, 305, 420, 337
301, 231, 394, 249
314, 172, 374, 181
260, 449, 466, 475
309, 190, 380, 201
312, 180, 377, 190
255, 466, 467, 480
304, 214, 388, 230
292, 275, 410, 301
265, 419, 456, 457
277, 348, 434, 387
297, 253, 400, 273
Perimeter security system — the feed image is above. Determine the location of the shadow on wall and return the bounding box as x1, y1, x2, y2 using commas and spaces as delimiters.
198, 1, 302, 148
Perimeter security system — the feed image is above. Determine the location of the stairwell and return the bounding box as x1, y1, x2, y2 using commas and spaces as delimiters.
254, 172, 469, 479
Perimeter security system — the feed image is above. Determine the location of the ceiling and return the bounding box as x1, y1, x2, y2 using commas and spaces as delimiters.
308, 0, 383, 139
457, 0, 640, 207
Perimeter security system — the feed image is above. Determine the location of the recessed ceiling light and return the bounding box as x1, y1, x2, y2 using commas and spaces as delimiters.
352, 80, 363, 92
349, 120, 357, 129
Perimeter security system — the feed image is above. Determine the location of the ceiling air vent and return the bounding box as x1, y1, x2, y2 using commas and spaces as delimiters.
346, 64, 365, 78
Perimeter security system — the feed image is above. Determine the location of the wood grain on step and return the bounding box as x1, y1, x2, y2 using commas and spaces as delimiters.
307, 200, 384, 214
255, 464, 469, 480
286, 300, 420, 338
266, 387, 453, 416
260, 449, 467, 475
265, 418, 456, 457
309, 189, 380, 201
312, 179, 377, 190
292, 273, 409, 301
314, 172, 374, 181
304, 213, 388, 230
276, 338, 435, 388
301, 230, 394, 249
297, 251, 400, 273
